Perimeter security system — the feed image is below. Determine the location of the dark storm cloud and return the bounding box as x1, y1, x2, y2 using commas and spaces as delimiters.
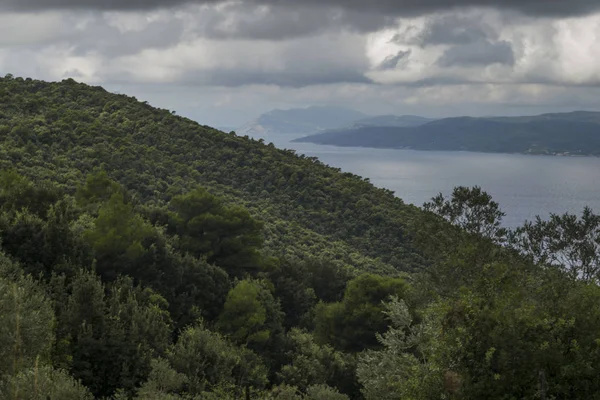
436, 39, 515, 66
391, 14, 500, 47
4, 0, 600, 18
69, 18, 185, 57
191, 4, 395, 40
417, 14, 497, 46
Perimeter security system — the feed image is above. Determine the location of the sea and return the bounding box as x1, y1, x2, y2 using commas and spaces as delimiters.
263, 135, 600, 229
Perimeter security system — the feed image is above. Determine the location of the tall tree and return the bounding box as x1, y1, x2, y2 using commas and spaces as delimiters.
143, 322, 267, 398
51, 271, 172, 397
0, 255, 55, 378
169, 188, 265, 275
217, 279, 284, 352
314, 273, 408, 352
424, 186, 507, 243
84, 192, 155, 279
511, 207, 600, 282
0, 366, 93, 400
357, 297, 443, 400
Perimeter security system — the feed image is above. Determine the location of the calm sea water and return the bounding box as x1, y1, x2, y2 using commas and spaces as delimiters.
265, 136, 600, 229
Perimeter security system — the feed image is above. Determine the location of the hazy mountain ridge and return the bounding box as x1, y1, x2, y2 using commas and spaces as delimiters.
237, 106, 368, 138
295, 111, 600, 156
236, 106, 436, 140
351, 114, 434, 128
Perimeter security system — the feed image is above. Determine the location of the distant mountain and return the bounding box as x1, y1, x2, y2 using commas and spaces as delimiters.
294, 111, 600, 156
237, 106, 368, 138
351, 114, 434, 128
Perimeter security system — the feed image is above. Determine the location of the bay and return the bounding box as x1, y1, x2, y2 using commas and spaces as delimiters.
265, 135, 600, 229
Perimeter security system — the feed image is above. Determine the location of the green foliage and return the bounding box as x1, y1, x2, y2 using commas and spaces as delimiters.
84, 192, 155, 278
0, 259, 55, 378
0, 209, 51, 274
265, 384, 349, 400
0, 76, 425, 274
357, 297, 443, 400
0, 172, 91, 277
4, 77, 600, 399
166, 321, 267, 397
75, 170, 123, 209
0, 365, 93, 400
218, 280, 268, 345
50, 271, 172, 397
305, 384, 349, 400
266, 384, 303, 399
512, 206, 600, 282
0, 169, 60, 217
153, 250, 230, 326
169, 188, 264, 274
265, 258, 355, 329
135, 358, 192, 399
315, 273, 408, 351
424, 185, 507, 243
278, 329, 356, 396
432, 262, 600, 400
217, 279, 284, 350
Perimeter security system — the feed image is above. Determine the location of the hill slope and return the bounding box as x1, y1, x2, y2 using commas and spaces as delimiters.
295, 111, 600, 155
3, 77, 600, 400
0, 76, 425, 273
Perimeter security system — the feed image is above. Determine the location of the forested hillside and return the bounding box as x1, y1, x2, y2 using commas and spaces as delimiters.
2, 76, 600, 400
0, 75, 425, 274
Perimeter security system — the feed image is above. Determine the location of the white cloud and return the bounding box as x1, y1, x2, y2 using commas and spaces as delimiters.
553, 15, 600, 84
365, 10, 600, 87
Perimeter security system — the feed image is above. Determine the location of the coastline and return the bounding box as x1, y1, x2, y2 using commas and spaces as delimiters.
292, 140, 600, 158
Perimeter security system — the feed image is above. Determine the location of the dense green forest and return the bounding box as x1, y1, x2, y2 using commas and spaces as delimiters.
295, 111, 600, 156
1, 75, 600, 399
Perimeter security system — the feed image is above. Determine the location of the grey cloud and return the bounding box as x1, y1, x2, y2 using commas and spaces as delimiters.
1, 0, 192, 11
391, 14, 500, 48
0, 13, 185, 57
188, 4, 395, 40
179, 69, 373, 87
13, 5, 382, 60
98, 29, 373, 87
437, 39, 515, 67
416, 14, 496, 46
378, 50, 411, 70
70, 17, 185, 57
0, 4, 376, 88
4, 0, 600, 18
102, 64, 372, 87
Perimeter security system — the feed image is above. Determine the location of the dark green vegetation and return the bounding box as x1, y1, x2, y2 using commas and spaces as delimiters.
2, 76, 600, 399
295, 111, 600, 156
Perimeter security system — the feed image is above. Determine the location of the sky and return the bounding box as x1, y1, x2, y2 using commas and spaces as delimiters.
3, 0, 600, 127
